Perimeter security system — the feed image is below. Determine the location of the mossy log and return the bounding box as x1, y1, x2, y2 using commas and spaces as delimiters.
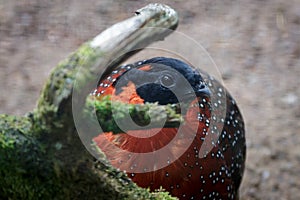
0, 4, 180, 200
85, 97, 183, 134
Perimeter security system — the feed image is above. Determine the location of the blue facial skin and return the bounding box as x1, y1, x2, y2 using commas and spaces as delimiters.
115, 57, 210, 105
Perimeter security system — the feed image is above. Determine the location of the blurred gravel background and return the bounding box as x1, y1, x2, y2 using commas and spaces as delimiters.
0, 1, 299, 199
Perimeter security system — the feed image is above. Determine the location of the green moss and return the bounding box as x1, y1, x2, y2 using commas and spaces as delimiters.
152, 188, 178, 200
85, 96, 183, 134
0, 114, 177, 199
0, 115, 31, 147
0, 115, 58, 199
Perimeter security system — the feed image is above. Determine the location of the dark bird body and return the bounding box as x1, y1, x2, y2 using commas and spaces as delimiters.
92, 57, 246, 200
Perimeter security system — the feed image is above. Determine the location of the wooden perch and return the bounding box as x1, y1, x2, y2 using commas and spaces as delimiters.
0, 4, 180, 200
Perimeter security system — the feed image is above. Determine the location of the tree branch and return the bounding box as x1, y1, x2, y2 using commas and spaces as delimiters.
0, 4, 179, 199
85, 96, 183, 134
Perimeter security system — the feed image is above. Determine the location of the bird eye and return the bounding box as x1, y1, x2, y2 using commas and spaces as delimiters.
160, 74, 175, 88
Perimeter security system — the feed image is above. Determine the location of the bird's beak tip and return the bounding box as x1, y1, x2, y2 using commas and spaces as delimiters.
196, 86, 211, 98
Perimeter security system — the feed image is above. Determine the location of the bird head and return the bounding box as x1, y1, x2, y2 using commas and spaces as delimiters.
112, 57, 210, 105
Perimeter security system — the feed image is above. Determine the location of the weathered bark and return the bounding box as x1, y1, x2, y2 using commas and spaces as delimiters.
0, 4, 180, 200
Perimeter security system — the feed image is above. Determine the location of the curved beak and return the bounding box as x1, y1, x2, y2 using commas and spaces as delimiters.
181, 83, 210, 103
194, 82, 210, 98
195, 85, 210, 97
